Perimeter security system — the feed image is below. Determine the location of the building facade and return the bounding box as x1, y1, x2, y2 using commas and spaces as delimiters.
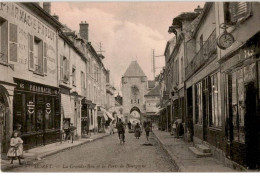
0, 2, 63, 153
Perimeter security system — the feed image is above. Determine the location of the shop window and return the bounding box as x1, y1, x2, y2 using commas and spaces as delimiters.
231, 68, 245, 143
195, 82, 203, 124
224, 2, 252, 25
34, 37, 44, 75
9, 23, 18, 62
0, 18, 8, 64
209, 73, 221, 127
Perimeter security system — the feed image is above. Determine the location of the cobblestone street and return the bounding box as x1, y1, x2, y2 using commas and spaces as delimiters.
7, 132, 178, 172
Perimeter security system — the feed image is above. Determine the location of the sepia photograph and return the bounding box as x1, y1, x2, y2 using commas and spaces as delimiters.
0, 0, 260, 173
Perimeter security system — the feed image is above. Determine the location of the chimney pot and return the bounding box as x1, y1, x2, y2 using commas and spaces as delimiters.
43, 2, 51, 14
79, 22, 89, 41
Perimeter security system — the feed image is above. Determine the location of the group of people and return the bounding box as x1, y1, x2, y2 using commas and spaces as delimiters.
62, 122, 77, 143
116, 119, 152, 143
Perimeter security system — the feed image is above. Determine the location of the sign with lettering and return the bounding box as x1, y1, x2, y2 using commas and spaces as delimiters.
0, 2, 55, 42
15, 79, 59, 95
27, 101, 35, 114
45, 103, 51, 114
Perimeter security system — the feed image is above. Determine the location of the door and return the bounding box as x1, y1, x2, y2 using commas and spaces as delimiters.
244, 81, 258, 169
187, 87, 194, 139
0, 93, 7, 155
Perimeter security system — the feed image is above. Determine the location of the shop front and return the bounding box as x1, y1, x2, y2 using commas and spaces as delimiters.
221, 32, 260, 169
81, 98, 91, 135
13, 78, 61, 150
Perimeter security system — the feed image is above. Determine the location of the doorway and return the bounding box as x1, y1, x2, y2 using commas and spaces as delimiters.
244, 81, 258, 169
0, 90, 8, 155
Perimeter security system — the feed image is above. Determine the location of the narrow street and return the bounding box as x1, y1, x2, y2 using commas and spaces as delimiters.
7, 132, 178, 172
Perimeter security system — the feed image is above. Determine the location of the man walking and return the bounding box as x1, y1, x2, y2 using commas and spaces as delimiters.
116, 119, 125, 143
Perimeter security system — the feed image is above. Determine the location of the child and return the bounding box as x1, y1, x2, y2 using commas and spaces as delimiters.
7, 131, 23, 165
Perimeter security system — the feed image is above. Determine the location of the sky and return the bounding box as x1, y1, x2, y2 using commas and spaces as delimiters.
51, 1, 205, 93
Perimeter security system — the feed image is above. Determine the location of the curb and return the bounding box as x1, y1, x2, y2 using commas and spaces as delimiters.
152, 131, 185, 172
1, 134, 110, 172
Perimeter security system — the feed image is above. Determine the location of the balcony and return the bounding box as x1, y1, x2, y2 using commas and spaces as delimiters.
185, 29, 217, 79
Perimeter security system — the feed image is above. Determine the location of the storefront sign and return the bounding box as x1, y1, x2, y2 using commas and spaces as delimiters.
0, 2, 55, 41
15, 79, 59, 95
45, 103, 51, 114
27, 101, 35, 114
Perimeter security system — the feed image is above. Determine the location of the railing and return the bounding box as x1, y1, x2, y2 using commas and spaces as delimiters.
186, 29, 217, 79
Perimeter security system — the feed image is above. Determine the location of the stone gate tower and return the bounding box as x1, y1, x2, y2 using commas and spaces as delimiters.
121, 61, 147, 123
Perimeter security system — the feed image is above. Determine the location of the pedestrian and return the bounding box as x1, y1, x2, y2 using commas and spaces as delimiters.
128, 121, 132, 130
145, 123, 151, 141
116, 119, 125, 143
69, 123, 76, 143
134, 123, 141, 139
63, 120, 70, 142
7, 131, 23, 165
84, 124, 89, 135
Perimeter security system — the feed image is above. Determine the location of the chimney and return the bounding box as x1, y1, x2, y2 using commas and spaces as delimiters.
43, 2, 51, 14
194, 5, 203, 14
79, 21, 89, 41
52, 14, 59, 21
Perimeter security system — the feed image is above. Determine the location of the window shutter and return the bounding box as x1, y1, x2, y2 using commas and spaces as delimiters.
1, 21, 8, 63
229, 2, 250, 23
66, 58, 70, 83
9, 23, 18, 62
60, 55, 63, 80
43, 42, 47, 74
38, 41, 43, 74
28, 34, 34, 70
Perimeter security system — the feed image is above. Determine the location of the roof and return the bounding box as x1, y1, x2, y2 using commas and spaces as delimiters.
172, 12, 199, 26
148, 80, 155, 89
123, 61, 146, 77
145, 84, 160, 97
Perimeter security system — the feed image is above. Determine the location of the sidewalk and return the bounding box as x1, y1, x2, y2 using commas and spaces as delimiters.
1, 132, 110, 171
153, 129, 235, 172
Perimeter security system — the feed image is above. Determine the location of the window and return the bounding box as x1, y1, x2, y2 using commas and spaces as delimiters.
210, 73, 221, 127
72, 67, 76, 86
34, 37, 43, 75
9, 23, 18, 62
81, 71, 86, 90
195, 82, 203, 124
0, 18, 8, 64
60, 56, 69, 83
224, 2, 251, 24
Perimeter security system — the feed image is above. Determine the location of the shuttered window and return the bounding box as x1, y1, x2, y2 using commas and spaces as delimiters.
28, 34, 34, 70
9, 23, 18, 62
37, 39, 43, 74
43, 42, 47, 74
0, 19, 8, 63
60, 55, 63, 81
225, 2, 251, 24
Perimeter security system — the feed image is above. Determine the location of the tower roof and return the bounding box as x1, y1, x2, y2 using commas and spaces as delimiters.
123, 61, 146, 77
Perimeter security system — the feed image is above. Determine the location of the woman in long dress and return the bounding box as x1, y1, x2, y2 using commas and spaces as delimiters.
134, 123, 141, 139
7, 131, 23, 164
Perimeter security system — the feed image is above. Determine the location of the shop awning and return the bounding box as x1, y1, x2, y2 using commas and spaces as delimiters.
97, 107, 109, 121
61, 94, 73, 119
105, 111, 114, 120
